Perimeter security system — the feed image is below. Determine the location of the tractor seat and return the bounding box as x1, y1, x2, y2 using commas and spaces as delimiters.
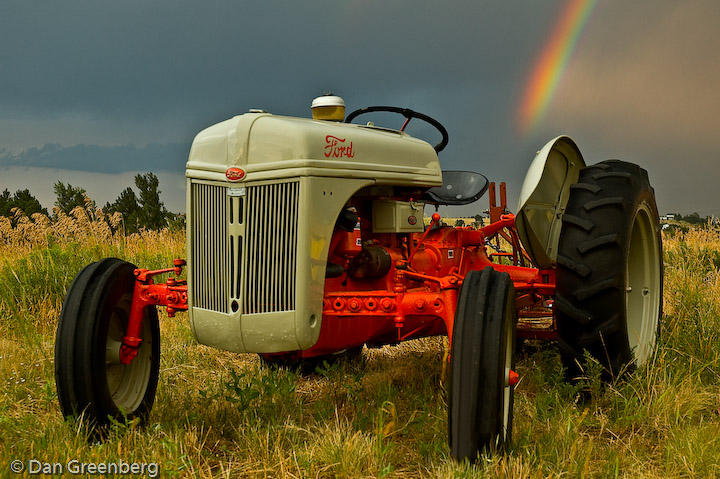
423, 170, 489, 206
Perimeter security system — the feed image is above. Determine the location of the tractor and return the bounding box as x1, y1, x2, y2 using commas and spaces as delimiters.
54, 95, 663, 461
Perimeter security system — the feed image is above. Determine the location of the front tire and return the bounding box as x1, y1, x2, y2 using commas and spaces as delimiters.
449, 267, 517, 461
556, 160, 662, 379
55, 258, 160, 430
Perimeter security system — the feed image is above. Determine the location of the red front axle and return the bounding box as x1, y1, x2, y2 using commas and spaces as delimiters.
120, 259, 189, 364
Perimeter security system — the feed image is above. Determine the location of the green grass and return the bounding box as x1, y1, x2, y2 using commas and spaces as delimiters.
1, 229, 719, 478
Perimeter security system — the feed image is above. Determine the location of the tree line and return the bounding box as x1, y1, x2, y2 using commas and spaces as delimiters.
0, 172, 183, 233
667, 212, 716, 225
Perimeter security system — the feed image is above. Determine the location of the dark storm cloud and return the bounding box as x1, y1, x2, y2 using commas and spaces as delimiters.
0, 142, 188, 173
0, 0, 559, 166
0, 0, 554, 120
2, 0, 718, 215
0, 0, 562, 193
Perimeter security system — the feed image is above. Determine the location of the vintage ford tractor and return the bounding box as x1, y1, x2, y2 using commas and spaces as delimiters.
55, 96, 662, 460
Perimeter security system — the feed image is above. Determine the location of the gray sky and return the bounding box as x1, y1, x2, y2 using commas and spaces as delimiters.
1, 0, 718, 215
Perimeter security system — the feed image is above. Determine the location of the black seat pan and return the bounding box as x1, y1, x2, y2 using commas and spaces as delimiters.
423, 170, 489, 206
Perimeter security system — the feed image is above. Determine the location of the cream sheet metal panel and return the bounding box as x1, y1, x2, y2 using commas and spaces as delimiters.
187, 114, 263, 170
246, 116, 439, 178
185, 110, 436, 352
238, 176, 374, 353
296, 176, 375, 350
371, 200, 425, 233
186, 165, 441, 187
227, 188, 245, 308
186, 112, 442, 188
515, 136, 586, 269
187, 175, 375, 353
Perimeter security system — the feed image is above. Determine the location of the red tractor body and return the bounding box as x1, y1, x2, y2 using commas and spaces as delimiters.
55, 100, 662, 462
120, 183, 555, 366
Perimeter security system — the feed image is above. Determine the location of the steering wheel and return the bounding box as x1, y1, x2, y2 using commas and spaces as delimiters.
344, 106, 449, 153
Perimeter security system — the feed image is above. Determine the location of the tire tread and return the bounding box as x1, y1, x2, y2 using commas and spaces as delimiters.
556, 159, 662, 379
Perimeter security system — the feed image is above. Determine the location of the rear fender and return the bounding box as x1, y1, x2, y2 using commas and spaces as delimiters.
515, 136, 585, 269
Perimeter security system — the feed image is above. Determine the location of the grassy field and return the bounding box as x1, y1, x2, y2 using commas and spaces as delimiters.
1, 208, 719, 478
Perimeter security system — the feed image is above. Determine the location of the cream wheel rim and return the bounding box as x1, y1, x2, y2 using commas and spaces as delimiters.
625, 203, 661, 366
502, 306, 513, 441
105, 306, 153, 413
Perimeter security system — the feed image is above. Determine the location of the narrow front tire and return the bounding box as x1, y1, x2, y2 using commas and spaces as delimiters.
449, 267, 517, 461
55, 258, 160, 431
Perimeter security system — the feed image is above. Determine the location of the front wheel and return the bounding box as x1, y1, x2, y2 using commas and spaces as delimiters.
449, 267, 517, 461
54, 258, 160, 431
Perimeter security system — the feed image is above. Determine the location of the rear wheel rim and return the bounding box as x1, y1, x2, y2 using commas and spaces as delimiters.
625, 203, 661, 366
105, 304, 153, 413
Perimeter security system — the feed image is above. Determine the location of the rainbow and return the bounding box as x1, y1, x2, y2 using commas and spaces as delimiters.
516, 0, 597, 135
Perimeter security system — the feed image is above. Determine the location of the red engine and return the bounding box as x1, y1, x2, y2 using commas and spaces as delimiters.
268, 182, 557, 360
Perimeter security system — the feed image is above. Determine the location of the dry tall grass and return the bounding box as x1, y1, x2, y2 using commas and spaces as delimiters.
0, 204, 183, 261
0, 212, 718, 478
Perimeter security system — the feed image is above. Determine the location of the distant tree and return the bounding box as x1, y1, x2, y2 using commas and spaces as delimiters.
135, 172, 168, 230
455, 219, 465, 227
53, 181, 88, 217
684, 212, 704, 225
104, 187, 141, 233
166, 212, 186, 232
0, 189, 11, 217
103, 172, 170, 234
473, 213, 484, 228
10, 189, 48, 217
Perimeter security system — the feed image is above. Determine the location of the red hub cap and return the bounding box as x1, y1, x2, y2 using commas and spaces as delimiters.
508, 369, 519, 387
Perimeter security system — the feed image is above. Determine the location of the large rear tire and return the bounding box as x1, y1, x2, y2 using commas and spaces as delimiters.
55, 258, 160, 431
449, 267, 517, 461
556, 160, 662, 379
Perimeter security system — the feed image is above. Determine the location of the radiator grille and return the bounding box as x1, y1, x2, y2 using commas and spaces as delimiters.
191, 183, 229, 312
242, 181, 299, 314
191, 180, 299, 315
